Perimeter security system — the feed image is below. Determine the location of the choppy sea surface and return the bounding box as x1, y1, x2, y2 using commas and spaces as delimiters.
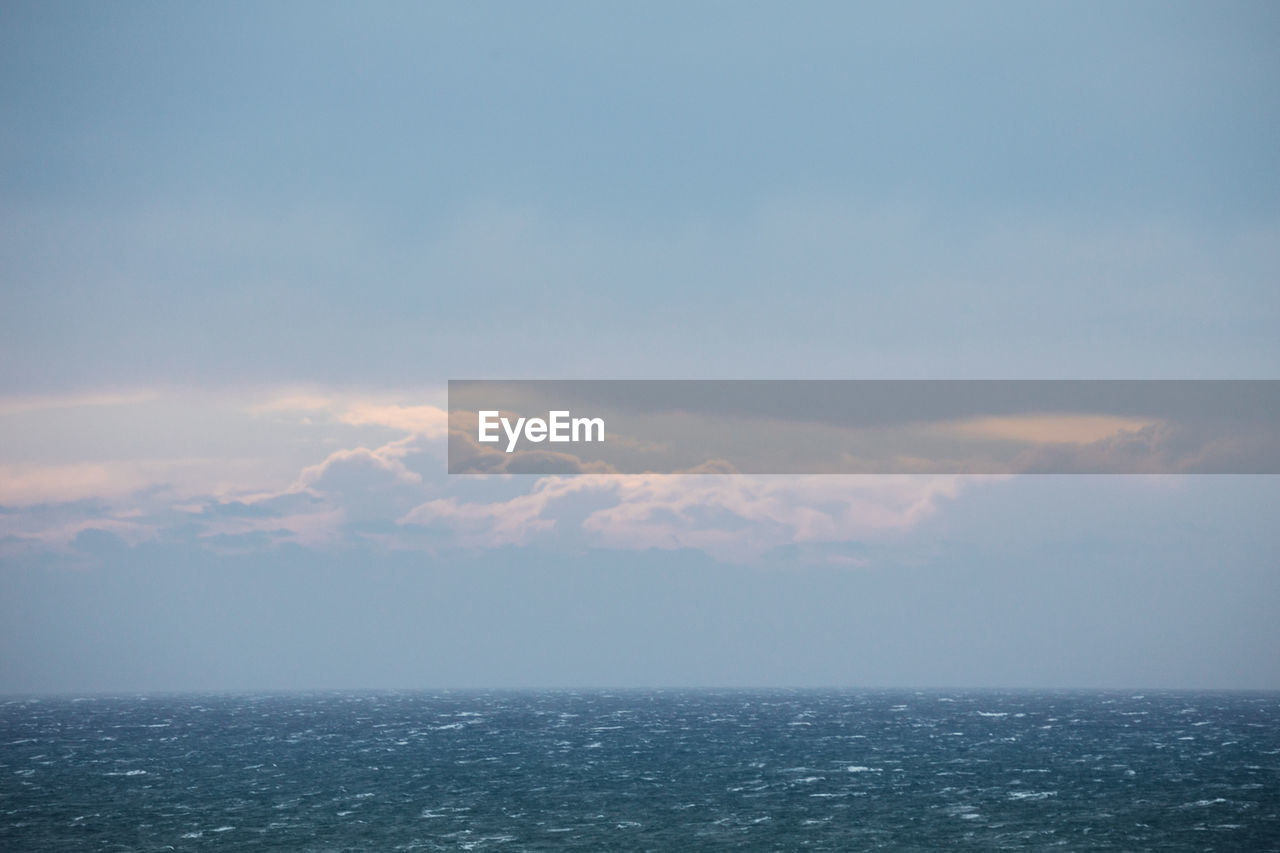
2, 690, 1278, 851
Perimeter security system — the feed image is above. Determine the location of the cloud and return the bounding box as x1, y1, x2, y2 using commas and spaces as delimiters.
1, 510, 160, 557
0, 463, 151, 506
402, 495, 556, 549
0, 387, 447, 551
403, 474, 972, 562
0, 390, 161, 416
249, 392, 335, 413
446, 380, 1278, 475
1014, 422, 1280, 475
0, 383, 990, 563
295, 437, 425, 492
194, 434, 443, 543
941, 414, 1157, 445
0, 459, 290, 507
337, 403, 448, 438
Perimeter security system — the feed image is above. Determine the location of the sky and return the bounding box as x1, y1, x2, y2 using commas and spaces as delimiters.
1, 1, 1278, 692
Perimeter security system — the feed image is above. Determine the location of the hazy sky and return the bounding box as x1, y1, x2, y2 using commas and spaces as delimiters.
2, 2, 1278, 692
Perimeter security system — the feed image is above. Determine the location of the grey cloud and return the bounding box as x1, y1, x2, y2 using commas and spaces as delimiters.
449, 381, 1280, 475
1015, 422, 1280, 475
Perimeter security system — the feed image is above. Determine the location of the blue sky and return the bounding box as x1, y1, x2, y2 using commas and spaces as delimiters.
1, 2, 1278, 691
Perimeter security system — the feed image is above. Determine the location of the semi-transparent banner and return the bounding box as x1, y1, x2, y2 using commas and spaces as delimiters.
448, 380, 1280, 475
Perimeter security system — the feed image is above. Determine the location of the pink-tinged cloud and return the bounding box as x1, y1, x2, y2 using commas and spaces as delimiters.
0, 390, 162, 416
0, 463, 148, 506
0, 385, 991, 562
248, 392, 335, 413
0, 459, 294, 507
294, 436, 426, 492
403, 494, 557, 548
401, 474, 973, 562
337, 404, 448, 438
247, 391, 448, 437
939, 414, 1158, 445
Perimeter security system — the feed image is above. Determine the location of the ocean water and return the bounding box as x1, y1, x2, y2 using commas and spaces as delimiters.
2, 690, 1277, 851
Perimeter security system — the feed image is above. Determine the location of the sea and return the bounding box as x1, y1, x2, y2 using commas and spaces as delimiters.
2, 690, 1277, 851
